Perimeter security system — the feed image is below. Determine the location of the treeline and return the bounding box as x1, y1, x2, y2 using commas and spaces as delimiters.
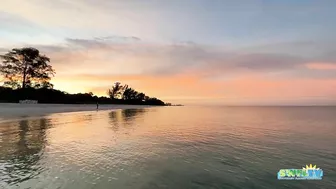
0, 85, 165, 105
107, 82, 165, 105
0, 47, 167, 106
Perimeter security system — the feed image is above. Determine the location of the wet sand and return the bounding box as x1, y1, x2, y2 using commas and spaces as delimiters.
0, 103, 154, 122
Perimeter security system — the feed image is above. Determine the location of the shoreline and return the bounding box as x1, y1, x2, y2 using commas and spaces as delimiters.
0, 103, 155, 122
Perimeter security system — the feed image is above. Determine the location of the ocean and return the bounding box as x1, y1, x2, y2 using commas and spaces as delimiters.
0, 106, 335, 189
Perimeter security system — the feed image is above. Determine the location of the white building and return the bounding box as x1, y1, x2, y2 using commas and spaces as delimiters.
19, 100, 38, 104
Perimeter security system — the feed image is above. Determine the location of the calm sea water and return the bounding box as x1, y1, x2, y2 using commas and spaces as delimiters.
0, 106, 335, 189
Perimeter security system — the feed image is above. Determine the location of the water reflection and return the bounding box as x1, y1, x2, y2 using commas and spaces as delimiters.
121, 109, 146, 122
0, 109, 148, 187
0, 118, 49, 186
0, 107, 335, 189
108, 109, 146, 132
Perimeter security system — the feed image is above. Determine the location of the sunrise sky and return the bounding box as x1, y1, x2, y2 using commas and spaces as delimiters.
1, 0, 336, 105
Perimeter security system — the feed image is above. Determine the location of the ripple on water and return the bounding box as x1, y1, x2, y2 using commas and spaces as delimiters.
0, 107, 335, 189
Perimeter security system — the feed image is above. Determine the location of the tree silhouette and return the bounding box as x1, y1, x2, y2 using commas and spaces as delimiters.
107, 82, 127, 99
0, 47, 55, 89
136, 92, 145, 101
144, 95, 150, 101
0, 47, 168, 105
122, 87, 139, 100
121, 86, 146, 101
117, 83, 164, 105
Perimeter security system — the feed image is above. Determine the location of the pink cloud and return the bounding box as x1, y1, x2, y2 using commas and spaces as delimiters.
306, 62, 336, 70
2, 37, 336, 105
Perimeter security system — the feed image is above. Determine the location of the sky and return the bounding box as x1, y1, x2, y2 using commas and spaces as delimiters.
0, 0, 336, 105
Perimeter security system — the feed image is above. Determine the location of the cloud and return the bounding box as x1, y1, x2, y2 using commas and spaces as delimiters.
0, 0, 166, 41
210, 53, 304, 71
1, 0, 336, 104
94, 36, 141, 42
63, 36, 142, 50
65, 38, 109, 49
25, 37, 334, 80
1, 36, 335, 104
0, 11, 39, 32
306, 62, 336, 70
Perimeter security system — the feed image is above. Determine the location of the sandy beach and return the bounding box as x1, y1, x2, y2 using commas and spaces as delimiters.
0, 103, 154, 122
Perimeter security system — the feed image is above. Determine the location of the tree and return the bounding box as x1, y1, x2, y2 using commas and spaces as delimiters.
135, 92, 145, 101
107, 82, 127, 99
0, 47, 55, 89
145, 97, 165, 105
144, 95, 150, 101
122, 87, 138, 100
32, 81, 54, 89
